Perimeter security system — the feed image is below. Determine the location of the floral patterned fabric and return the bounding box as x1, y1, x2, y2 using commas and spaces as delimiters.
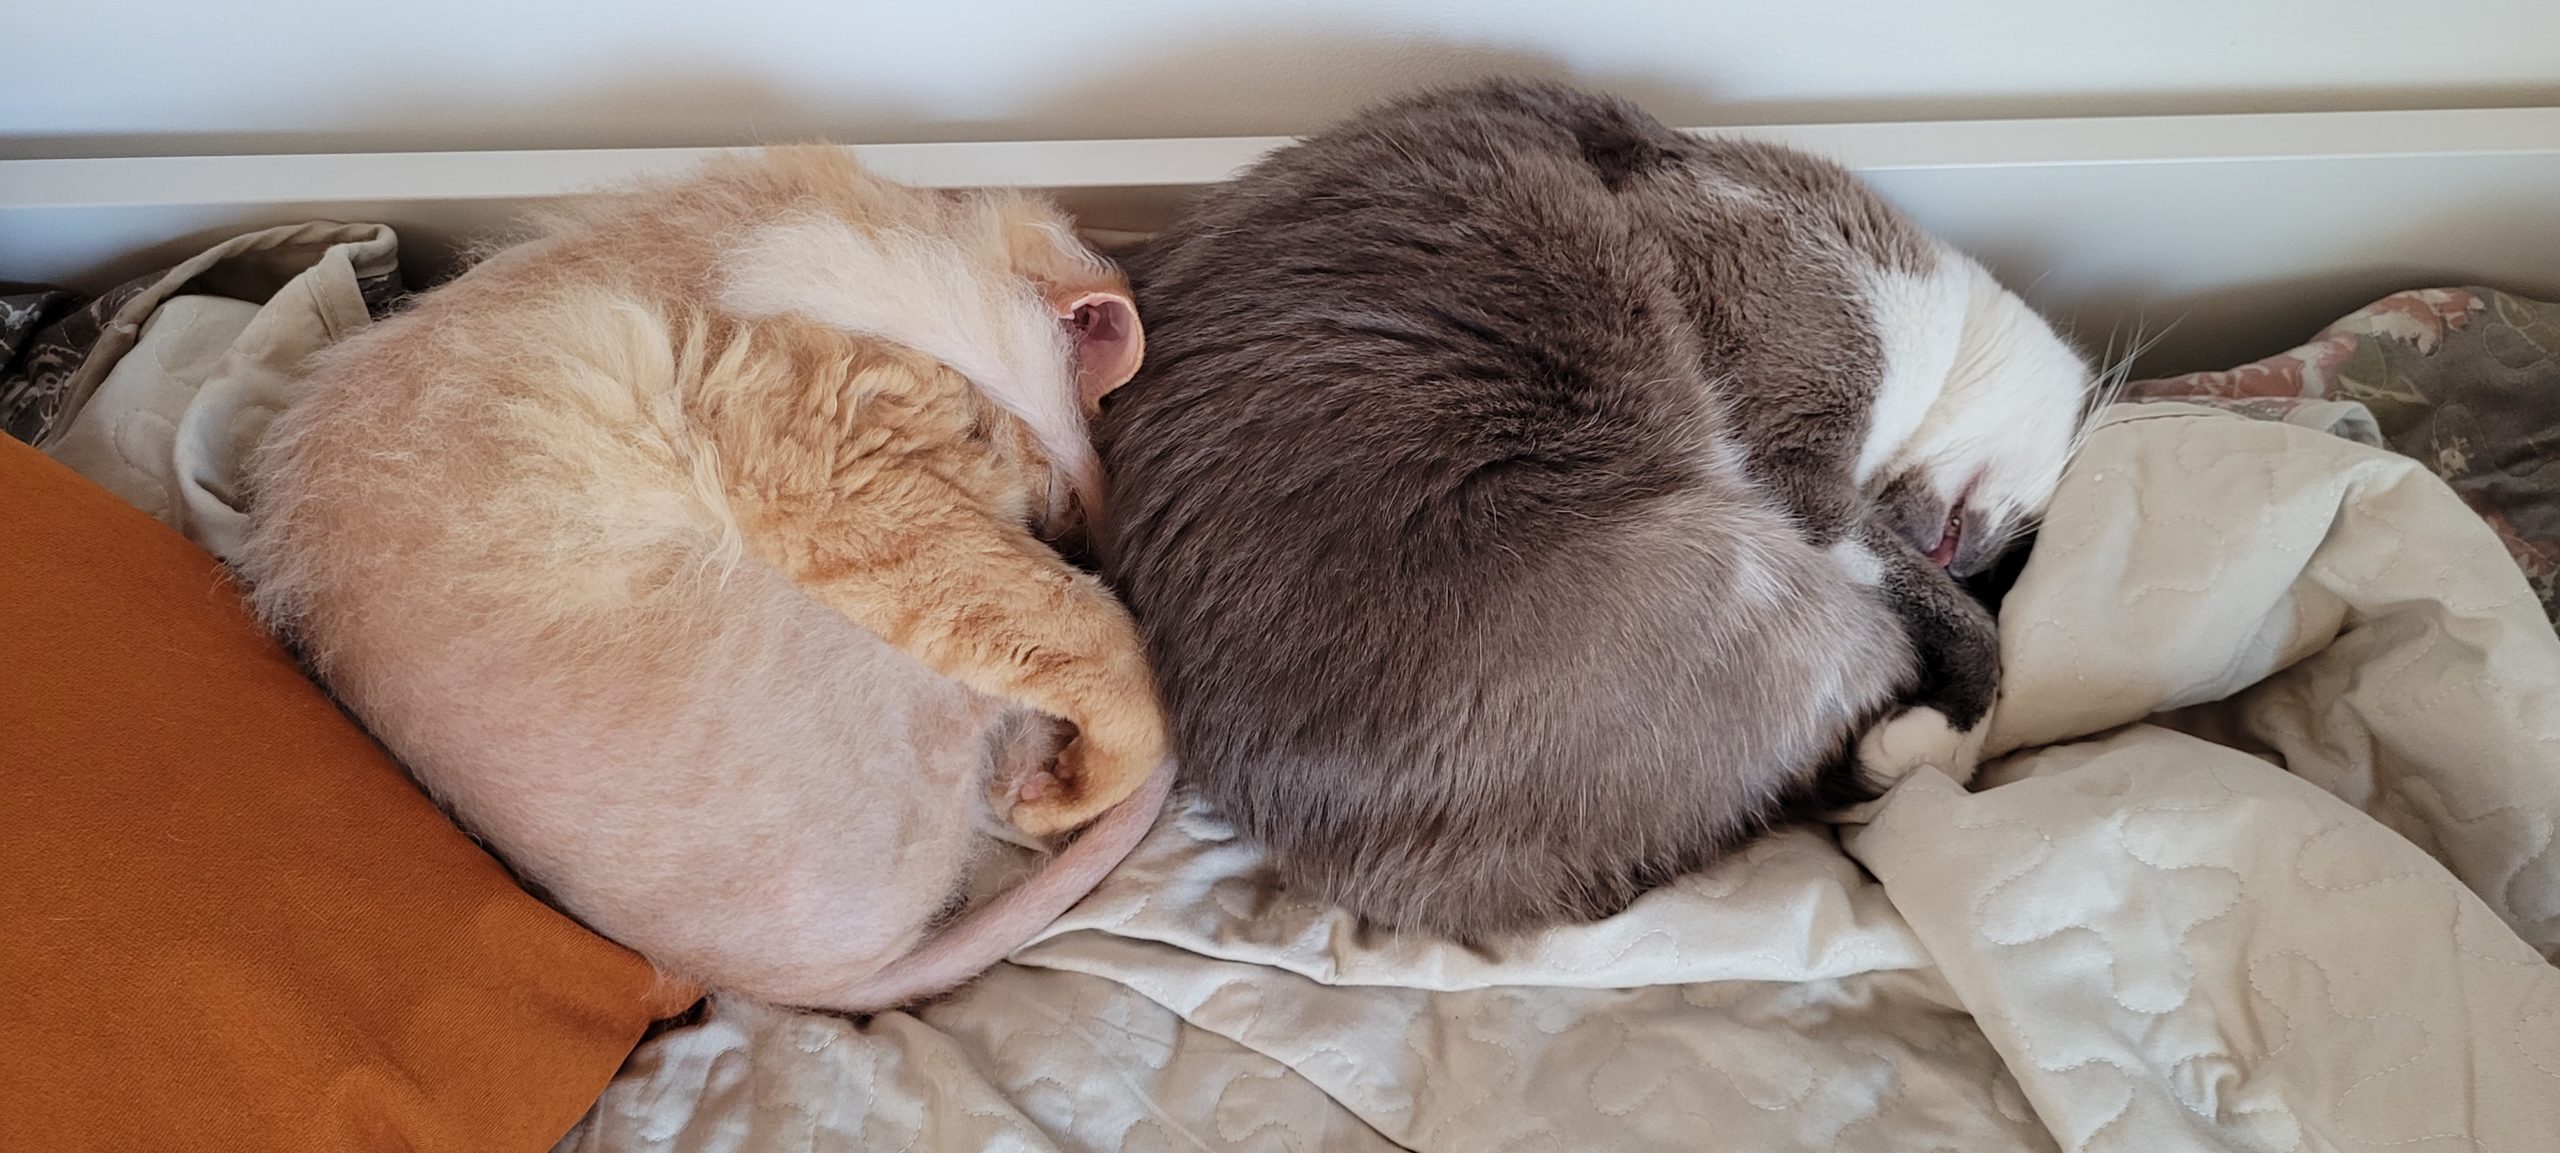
2130, 286, 2560, 623
0, 283, 126, 446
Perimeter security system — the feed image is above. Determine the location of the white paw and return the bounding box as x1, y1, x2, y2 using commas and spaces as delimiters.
1856, 706, 1988, 791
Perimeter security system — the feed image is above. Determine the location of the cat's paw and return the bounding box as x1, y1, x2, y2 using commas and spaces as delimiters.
1006, 739, 1148, 838
1855, 706, 1988, 791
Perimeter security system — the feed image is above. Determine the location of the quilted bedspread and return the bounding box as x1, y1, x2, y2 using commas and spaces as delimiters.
561, 404, 2560, 1153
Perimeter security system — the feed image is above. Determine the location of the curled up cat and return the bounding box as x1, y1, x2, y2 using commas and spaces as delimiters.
236, 147, 1173, 1011
1098, 80, 2098, 941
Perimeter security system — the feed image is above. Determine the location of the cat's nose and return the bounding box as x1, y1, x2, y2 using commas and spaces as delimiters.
1946, 508, 2004, 579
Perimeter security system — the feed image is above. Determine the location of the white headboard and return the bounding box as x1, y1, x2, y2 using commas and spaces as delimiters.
4, 107, 2556, 375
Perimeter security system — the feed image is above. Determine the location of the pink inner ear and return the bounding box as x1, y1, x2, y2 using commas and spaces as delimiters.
1060, 292, 1144, 407
1072, 301, 1123, 343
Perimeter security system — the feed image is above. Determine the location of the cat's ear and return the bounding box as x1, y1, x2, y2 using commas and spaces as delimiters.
1056, 289, 1144, 409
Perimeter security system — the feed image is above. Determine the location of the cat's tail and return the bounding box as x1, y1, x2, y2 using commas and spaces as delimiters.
822, 758, 1177, 1014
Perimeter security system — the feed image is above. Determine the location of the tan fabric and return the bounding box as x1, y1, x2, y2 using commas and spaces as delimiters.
568, 406, 2560, 1152
42, 221, 395, 561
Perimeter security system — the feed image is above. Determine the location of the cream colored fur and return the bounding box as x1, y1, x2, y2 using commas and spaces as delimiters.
720, 216, 1104, 523
236, 147, 1169, 1011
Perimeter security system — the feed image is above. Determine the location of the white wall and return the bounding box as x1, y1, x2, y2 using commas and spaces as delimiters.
9, 0, 2560, 158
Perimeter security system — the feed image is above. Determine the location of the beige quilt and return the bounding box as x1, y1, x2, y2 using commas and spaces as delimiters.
35, 222, 398, 563
558, 403, 2560, 1152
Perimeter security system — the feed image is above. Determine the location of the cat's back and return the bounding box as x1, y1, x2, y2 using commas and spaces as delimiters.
1113, 81, 1722, 574
242, 232, 728, 678
1101, 81, 1913, 936
235, 151, 1013, 990
1130, 80, 1689, 350
248, 146, 981, 642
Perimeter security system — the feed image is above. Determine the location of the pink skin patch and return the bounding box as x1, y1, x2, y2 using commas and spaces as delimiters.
1929, 471, 1984, 570
1928, 510, 1961, 568
1070, 300, 1125, 344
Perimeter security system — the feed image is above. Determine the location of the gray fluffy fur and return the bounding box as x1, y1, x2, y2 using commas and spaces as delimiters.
1097, 80, 2004, 939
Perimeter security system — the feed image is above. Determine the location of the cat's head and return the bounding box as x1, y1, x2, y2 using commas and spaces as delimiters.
983, 194, 1149, 537
991, 202, 1148, 413
1873, 259, 2095, 583
713, 149, 1145, 537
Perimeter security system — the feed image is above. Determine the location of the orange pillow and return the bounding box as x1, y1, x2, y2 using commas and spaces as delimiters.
0, 437, 697, 1152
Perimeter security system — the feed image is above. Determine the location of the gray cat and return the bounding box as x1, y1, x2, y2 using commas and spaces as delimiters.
1097, 80, 2095, 939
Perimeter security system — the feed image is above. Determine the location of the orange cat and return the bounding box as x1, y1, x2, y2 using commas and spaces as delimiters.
236, 147, 1171, 1010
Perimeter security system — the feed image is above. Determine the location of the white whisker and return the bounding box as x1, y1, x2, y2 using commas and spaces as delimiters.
2061, 316, 2173, 471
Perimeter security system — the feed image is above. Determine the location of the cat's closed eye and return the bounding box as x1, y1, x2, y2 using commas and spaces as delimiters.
1873, 470, 1954, 557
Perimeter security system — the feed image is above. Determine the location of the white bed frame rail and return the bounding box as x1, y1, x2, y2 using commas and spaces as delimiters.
6, 107, 2557, 373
